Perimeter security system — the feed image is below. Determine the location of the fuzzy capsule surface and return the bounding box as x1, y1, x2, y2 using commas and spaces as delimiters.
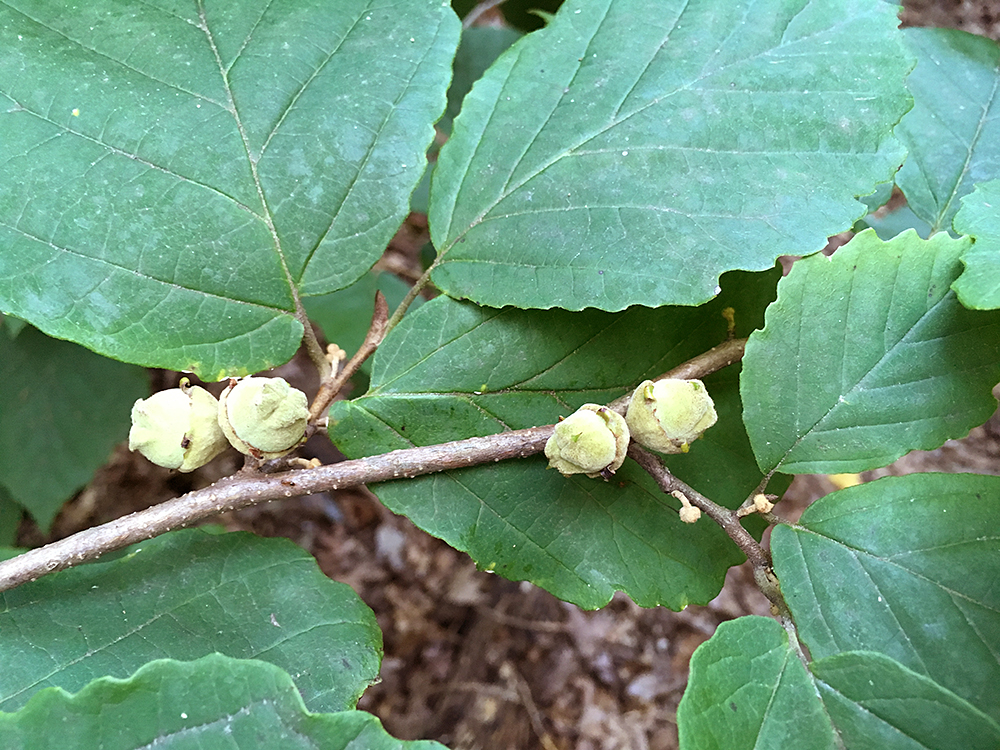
129, 380, 229, 472
218, 376, 309, 459
545, 404, 629, 478
625, 379, 717, 454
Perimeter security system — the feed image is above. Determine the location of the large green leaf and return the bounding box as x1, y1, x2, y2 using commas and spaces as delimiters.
742, 229, 1000, 475
329, 268, 781, 608
0, 325, 148, 529
678, 616, 1000, 750
0, 529, 381, 714
0, 1, 459, 379
953, 179, 1000, 309
0, 654, 445, 750
895, 28, 1000, 234
428, 0, 911, 311
772, 473, 1000, 723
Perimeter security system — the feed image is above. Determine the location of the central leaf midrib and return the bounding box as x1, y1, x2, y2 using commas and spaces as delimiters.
199, 2, 297, 310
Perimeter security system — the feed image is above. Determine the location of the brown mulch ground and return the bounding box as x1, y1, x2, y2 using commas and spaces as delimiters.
16, 2, 1000, 748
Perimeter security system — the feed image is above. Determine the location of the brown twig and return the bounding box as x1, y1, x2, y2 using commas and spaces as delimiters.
626, 444, 791, 619
0, 337, 753, 594
308, 292, 389, 421
665, 337, 747, 381
0, 426, 554, 593
503, 661, 560, 750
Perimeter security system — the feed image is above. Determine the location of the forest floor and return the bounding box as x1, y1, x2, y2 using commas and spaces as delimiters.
17, 2, 1000, 748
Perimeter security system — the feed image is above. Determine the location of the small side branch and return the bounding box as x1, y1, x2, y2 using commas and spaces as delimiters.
627, 444, 791, 620
627, 445, 765, 567
384, 262, 437, 336
309, 292, 389, 421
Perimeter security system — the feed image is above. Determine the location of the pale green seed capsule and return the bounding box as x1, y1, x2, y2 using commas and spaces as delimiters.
218, 376, 309, 459
545, 404, 630, 479
129, 379, 229, 472
625, 379, 717, 454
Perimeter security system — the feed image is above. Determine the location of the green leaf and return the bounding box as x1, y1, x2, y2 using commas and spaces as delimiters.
813, 651, 1000, 750
742, 229, 1000, 475
895, 28, 1000, 234
953, 179, 1000, 309
0, 654, 446, 750
772, 473, 1000, 722
0, 326, 147, 529
0, 529, 381, 714
329, 268, 781, 608
0, 1, 459, 379
428, 0, 911, 311
677, 616, 1000, 750
678, 616, 837, 750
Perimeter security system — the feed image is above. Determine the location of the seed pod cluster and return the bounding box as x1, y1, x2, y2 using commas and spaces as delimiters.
129, 376, 309, 470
